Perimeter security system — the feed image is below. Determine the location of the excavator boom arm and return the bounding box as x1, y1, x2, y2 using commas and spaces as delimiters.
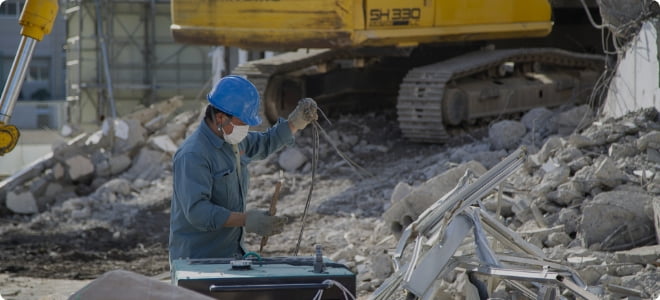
0, 0, 58, 155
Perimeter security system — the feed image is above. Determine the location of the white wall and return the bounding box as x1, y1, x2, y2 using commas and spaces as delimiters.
603, 20, 660, 118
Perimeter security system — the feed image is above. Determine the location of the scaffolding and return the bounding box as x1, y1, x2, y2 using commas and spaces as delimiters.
63, 0, 212, 128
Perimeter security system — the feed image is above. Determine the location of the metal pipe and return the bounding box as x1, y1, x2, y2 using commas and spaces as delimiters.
0, 36, 37, 123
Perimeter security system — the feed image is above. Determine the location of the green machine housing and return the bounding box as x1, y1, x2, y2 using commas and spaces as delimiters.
172, 256, 356, 299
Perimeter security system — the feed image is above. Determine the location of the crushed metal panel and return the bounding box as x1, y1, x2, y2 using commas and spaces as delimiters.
372, 147, 600, 299
403, 214, 473, 297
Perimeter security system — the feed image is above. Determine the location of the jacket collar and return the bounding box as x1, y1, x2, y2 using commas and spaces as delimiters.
199, 119, 227, 149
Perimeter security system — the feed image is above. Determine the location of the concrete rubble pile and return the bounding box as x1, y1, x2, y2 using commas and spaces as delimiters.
378, 107, 660, 299
0, 93, 658, 299
0, 96, 198, 236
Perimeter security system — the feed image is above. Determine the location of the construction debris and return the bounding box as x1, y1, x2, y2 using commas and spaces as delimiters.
0, 98, 659, 299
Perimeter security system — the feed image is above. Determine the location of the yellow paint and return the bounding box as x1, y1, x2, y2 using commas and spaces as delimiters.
19, 0, 58, 41
171, 0, 552, 48
0, 123, 20, 155
365, 0, 434, 29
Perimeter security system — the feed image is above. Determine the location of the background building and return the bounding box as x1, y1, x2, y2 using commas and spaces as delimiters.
63, 0, 214, 131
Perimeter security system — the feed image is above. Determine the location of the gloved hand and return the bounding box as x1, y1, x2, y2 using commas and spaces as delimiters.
288, 98, 318, 131
245, 209, 288, 236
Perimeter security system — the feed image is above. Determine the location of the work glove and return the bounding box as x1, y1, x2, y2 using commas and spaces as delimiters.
288, 98, 319, 131
245, 209, 288, 237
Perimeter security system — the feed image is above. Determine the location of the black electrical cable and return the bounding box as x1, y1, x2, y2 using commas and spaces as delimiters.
293, 120, 319, 256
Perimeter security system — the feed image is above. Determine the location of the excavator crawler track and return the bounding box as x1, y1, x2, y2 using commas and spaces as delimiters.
234, 48, 604, 142
397, 48, 604, 143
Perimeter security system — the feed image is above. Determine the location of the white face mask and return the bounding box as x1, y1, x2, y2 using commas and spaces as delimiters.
221, 123, 249, 144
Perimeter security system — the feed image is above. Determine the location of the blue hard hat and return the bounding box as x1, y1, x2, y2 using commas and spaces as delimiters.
207, 75, 262, 126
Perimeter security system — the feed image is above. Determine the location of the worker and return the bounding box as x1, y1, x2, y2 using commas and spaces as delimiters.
169, 75, 318, 263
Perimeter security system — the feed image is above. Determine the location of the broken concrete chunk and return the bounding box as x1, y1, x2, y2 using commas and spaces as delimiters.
390, 181, 412, 203
113, 119, 147, 154
572, 165, 599, 193
549, 181, 584, 206
121, 148, 168, 182
278, 147, 308, 172
6, 190, 38, 214
521, 107, 556, 134
636, 130, 660, 151
44, 182, 63, 201
545, 231, 572, 247
52, 163, 64, 180
482, 194, 514, 218
518, 223, 564, 243
556, 105, 594, 136
609, 142, 638, 159
613, 264, 644, 277
567, 156, 592, 172
511, 195, 534, 223
567, 134, 596, 148
109, 155, 132, 176
555, 207, 580, 234
382, 161, 486, 235
94, 178, 132, 199
530, 136, 563, 165
150, 135, 178, 154
534, 165, 570, 195
95, 154, 132, 177
578, 265, 607, 286
489, 120, 527, 150
468, 150, 507, 169
594, 157, 628, 188
162, 122, 188, 143
29, 176, 49, 197
614, 245, 660, 265
556, 147, 583, 164
144, 115, 168, 133
369, 251, 393, 281
65, 155, 95, 182
580, 191, 654, 250
104, 118, 130, 141
647, 148, 660, 164
153, 95, 184, 116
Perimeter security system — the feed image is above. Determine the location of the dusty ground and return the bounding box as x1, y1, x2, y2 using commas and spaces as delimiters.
0, 108, 483, 299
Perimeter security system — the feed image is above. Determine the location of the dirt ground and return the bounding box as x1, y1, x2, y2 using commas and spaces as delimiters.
0, 200, 171, 299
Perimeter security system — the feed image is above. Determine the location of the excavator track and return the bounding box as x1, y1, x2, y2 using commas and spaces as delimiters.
234, 48, 604, 142
397, 48, 604, 143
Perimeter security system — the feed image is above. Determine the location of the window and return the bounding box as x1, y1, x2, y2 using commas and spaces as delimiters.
26, 58, 50, 82
0, 0, 24, 17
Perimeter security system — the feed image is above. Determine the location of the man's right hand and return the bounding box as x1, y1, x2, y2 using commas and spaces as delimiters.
245, 209, 287, 236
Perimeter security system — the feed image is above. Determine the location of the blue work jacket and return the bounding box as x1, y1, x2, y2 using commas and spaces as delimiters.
169, 118, 294, 262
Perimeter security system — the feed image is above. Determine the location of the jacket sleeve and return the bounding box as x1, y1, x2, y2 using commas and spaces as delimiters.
243, 118, 295, 160
173, 151, 231, 231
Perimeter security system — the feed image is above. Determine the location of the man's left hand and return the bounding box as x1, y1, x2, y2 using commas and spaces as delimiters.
288, 98, 318, 131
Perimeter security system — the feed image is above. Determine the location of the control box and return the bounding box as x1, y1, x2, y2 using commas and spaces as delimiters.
172, 256, 356, 300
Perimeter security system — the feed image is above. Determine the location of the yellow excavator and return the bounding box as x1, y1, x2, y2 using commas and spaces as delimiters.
171, 0, 605, 143
0, 0, 58, 155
